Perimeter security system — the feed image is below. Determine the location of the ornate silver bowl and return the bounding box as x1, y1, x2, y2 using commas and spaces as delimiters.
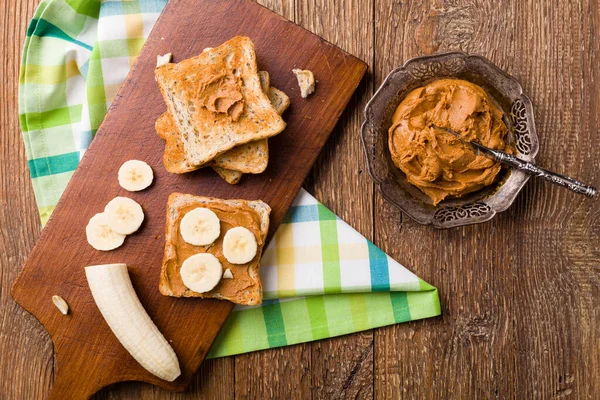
361, 52, 539, 228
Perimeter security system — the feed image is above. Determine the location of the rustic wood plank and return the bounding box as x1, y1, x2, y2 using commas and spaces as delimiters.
0, 1, 53, 399
373, 0, 599, 398
296, 0, 376, 398
93, 355, 235, 399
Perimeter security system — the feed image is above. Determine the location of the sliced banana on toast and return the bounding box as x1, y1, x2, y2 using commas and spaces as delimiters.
105, 197, 145, 235
180, 253, 223, 293
180, 207, 221, 246
223, 226, 257, 264
118, 160, 154, 192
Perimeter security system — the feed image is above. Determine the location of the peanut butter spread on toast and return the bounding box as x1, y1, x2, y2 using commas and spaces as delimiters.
165, 203, 262, 298
197, 71, 244, 122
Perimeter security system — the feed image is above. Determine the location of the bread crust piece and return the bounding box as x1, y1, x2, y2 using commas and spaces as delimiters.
267, 87, 291, 115
154, 36, 286, 169
159, 193, 270, 306
212, 165, 243, 185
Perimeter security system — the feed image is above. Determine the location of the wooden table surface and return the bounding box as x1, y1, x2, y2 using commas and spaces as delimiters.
1, 0, 598, 398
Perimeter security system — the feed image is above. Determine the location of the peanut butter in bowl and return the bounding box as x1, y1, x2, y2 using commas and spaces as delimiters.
388, 78, 511, 205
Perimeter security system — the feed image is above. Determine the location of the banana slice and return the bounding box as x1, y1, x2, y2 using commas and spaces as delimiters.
180, 253, 223, 293
179, 208, 221, 246
86, 263, 181, 381
104, 197, 145, 235
86, 213, 126, 251
118, 160, 154, 192
223, 268, 233, 279
222, 227, 257, 264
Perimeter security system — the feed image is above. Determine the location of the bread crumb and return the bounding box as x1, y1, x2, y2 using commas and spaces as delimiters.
292, 69, 315, 98
156, 53, 172, 68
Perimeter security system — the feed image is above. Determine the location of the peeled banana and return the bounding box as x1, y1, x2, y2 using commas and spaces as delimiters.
104, 197, 144, 235
86, 213, 126, 251
85, 263, 181, 382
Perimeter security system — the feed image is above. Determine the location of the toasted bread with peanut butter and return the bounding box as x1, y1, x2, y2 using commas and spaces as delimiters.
156, 83, 290, 178
154, 36, 286, 170
160, 193, 270, 306
210, 86, 289, 173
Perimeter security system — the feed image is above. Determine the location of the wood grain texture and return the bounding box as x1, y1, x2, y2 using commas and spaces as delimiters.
298, 0, 376, 398
373, 0, 599, 399
2, 0, 599, 399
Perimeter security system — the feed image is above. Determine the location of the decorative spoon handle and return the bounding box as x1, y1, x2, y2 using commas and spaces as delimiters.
434, 125, 597, 198
471, 142, 597, 198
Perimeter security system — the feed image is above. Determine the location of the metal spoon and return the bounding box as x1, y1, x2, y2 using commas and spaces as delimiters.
433, 126, 597, 198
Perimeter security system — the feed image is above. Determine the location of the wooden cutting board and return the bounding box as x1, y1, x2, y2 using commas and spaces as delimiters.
10, 0, 366, 398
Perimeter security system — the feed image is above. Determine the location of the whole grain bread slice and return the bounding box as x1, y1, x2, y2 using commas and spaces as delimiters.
258, 70, 270, 93
159, 193, 270, 306
157, 111, 265, 178
154, 36, 286, 168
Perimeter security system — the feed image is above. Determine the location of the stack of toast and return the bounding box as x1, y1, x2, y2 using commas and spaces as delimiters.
154, 36, 290, 184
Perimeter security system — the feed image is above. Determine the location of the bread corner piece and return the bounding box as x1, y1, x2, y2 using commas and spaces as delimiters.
160, 193, 271, 306
212, 165, 243, 185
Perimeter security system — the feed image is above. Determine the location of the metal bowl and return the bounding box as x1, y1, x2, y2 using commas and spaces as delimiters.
361, 52, 539, 228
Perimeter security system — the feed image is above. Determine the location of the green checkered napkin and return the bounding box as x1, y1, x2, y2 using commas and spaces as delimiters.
19, 0, 441, 358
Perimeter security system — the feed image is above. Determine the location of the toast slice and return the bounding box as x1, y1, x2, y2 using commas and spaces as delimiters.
154, 36, 286, 169
159, 193, 271, 306
210, 139, 269, 173
156, 85, 290, 178
155, 112, 197, 174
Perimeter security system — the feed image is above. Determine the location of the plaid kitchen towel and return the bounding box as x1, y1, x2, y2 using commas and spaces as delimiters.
19, 0, 441, 358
